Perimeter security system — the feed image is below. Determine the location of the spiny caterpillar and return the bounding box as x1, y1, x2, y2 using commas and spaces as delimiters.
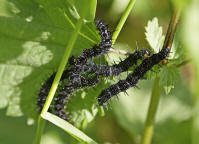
37, 19, 111, 121
97, 46, 170, 105
83, 49, 150, 77
72, 19, 112, 66
53, 48, 150, 119
54, 75, 99, 121
37, 69, 71, 112
69, 19, 112, 85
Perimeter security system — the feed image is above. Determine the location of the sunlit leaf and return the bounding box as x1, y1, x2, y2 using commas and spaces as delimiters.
0, 0, 99, 119
145, 17, 165, 53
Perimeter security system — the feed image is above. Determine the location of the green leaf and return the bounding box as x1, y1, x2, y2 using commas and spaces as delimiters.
159, 66, 180, 95
41, 112, 98, 144
145, 17, 165, 53
0, 0, 98, 117
167, 34, 187, 67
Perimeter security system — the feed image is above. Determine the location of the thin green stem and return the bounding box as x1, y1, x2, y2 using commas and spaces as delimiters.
163, 9, 181, 50
192, 65, 199, 144
141, 77, 162, 144
34, 15, 84, 144
141, 9, 181, 144
34, 116, 45, 144
90, 0, 97, 20
112, 0, 136, 45
63, 12, 96, 44
41, 21, 83, 115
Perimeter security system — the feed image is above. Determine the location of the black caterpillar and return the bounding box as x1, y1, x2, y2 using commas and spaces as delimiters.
37, 48, 150, 120
68, 19, 112, 86
53, 48, 150, 120
97, 46, 170, 106
71, 19, 112, 66
37, 69, 71, 112
83, 49, 150, 77
38, 71, 100, 121
53, 75, 100, 121
37, 19, 111, 121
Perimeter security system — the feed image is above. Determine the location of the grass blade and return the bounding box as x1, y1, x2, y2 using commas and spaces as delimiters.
42, 112, 98, 144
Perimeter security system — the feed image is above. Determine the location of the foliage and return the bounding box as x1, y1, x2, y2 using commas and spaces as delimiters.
0, 0, 99, 120
0, 0, 197, 144
145, 17, 165, 53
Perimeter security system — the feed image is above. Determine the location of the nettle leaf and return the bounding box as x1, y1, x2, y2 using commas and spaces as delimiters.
0, 0, 99, 119
169, 36, 187, 66
159, 66, 180, 95
145, 17, 165, 53
145, 18, 182, 94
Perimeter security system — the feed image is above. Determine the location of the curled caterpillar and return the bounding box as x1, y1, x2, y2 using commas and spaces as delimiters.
37, 69, 71, 112
97, 46, 170, 106
84, 49, 150, 77
38, 74, 99, 121
53, 85, 73, 121
72, 20, 112, 66
53, 75, 99, 120
37, 19, 110, 120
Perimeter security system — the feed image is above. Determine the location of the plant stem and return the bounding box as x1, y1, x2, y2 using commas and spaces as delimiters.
140, 9, 181, 144
41, 21, 83, 115
192, 66, 199, 144
140, 77, 162, 144
90, 0, 97, 20
34, 15, 84, 144
163, 9, 181, 50
34, 117, 45, 144
112, 0, 136, 45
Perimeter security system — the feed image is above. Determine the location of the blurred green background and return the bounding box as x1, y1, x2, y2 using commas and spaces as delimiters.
0, 0, 198, 144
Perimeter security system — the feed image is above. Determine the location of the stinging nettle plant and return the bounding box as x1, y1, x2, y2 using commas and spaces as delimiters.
0, 0, 189, 144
